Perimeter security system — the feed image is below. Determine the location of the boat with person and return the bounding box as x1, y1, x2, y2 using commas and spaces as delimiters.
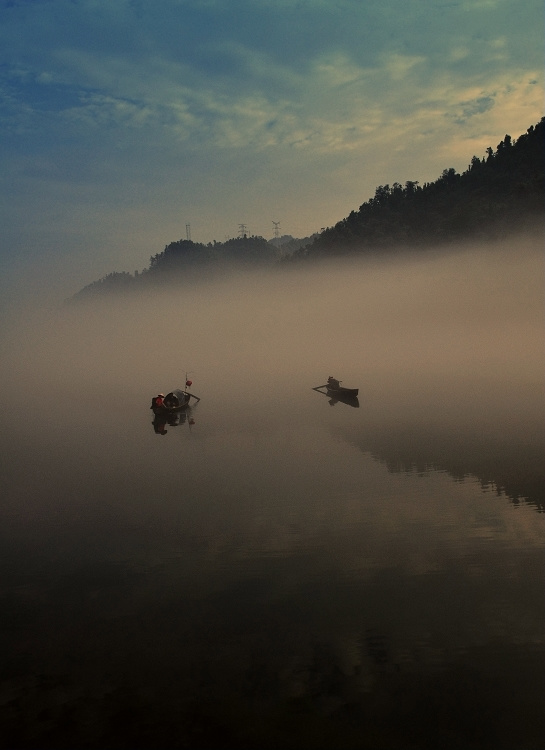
150, 378, 200, 414
325, 376, 359, 398
312, 376, 359, 407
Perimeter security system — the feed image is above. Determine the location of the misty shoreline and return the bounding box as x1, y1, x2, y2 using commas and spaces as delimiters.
64, 218, 543, 308
67, 117, 544, 304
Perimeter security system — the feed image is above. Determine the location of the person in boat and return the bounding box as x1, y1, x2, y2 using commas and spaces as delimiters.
327, 376, 341, 390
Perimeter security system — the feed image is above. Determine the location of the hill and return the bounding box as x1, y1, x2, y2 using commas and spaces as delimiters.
70, 118, 544, 301
293, 118, 544, 260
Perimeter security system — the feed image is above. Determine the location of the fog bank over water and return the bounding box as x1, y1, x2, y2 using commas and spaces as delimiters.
3, 233, 543, 394
2, 234, 542, 505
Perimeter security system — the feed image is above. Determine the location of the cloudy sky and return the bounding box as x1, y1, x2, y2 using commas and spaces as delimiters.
1, 0, 543, 299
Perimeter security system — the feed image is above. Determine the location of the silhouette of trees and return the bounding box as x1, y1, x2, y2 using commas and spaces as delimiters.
70, 271, 136, 302
70, 235, 282, 300
146, 234, 278, 276
70, 118, 544, 300
294, 117, 544, 259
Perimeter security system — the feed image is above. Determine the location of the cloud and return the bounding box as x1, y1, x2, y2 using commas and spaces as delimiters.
0, 0, 543, 298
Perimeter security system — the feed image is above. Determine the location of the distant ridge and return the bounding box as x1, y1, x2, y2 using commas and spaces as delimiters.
70, 118, 544, 301
294, 117, 544, 260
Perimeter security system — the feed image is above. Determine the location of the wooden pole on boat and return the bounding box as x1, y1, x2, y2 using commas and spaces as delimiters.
183, 370, 200, 402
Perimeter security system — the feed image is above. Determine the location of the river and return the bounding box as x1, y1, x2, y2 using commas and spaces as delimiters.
1, 237, 543, 748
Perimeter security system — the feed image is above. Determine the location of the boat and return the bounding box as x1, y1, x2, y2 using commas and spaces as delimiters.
312, 377, 359, 407
325, 376, 359, 398
150, 378, 200, 414
151, 389, 191, 414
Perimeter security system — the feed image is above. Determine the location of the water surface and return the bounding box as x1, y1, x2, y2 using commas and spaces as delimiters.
1, 239, 543, 748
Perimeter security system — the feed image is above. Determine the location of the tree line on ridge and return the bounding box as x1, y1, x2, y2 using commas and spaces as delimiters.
71, 117, 544, 301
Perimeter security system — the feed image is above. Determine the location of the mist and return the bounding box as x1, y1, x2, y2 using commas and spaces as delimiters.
2, 235, 542, 514
2, 233, 542, 418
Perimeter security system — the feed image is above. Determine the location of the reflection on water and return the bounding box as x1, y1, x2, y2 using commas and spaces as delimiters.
152, 407, 196, 435
0, 240, 543, 748
335, 375, 545, 513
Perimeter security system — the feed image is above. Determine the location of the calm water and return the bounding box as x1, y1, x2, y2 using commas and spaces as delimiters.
1, 241, 544, 748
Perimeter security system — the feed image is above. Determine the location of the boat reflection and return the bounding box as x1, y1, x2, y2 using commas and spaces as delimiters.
152, 409, 196, 435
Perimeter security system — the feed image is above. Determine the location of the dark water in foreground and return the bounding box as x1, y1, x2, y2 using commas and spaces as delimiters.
1, 243, 544, 748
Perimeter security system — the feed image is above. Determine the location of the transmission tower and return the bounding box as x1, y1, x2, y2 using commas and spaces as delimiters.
272, 221, 280, 240
238, 223, 248, 238
186, 223, 191, 241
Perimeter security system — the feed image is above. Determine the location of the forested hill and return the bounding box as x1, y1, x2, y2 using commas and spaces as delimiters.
294, 117, 544, 260
70, 234, 315, 301
71, 118, 543, 301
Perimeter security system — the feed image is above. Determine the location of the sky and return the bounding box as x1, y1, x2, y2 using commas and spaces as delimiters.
0, 0, 543, 301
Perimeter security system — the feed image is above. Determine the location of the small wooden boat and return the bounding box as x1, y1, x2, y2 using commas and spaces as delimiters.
151, 389, 191, 414
325, 376, 359, 398
150, 378, 200, 414
312, 377, 359, 407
